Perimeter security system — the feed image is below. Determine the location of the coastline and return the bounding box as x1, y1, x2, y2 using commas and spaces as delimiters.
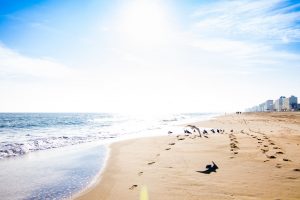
70, 145, 111, 200
74, 112, 300, 200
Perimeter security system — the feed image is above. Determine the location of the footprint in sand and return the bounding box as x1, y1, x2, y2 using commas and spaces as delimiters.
293, 168, 300, 172
267, 155, 276, 159
276, 164, 282, 168
264, 159, 270, 162
165, 148, 171, 151
178, 138, 185, 141
283, 158, 291, 162
230, 143, 239, 149
148, 161, 156, 165
261, 149, 268, 153
276, 151, 284, 155
138, 172, 143, 176
169, 142, 175, 145
286, 177, 297, 180
129, 185, 138, 190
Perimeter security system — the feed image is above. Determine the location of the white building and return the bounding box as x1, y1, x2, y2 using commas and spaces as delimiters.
245, 95, 298, 112
274, 96, 286, 111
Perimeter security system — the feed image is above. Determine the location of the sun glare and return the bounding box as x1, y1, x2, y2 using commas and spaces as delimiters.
118, 0, 170, 45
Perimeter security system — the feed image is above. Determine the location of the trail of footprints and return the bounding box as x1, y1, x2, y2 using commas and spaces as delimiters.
239, 129, 294, 167
229, 131, 239, 157
129, 126, 300, 190
129, 133, 187, 190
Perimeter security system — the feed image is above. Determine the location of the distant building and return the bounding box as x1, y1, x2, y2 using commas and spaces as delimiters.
245, 95, 298, 112
264, 100, 273, 111
274, 96, 286, 111
283, 95, 298, 111
289, 95, 298, 110
259, 103, 265, 112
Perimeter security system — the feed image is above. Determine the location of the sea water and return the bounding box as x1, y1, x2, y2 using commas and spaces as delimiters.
0, 113, 218, 200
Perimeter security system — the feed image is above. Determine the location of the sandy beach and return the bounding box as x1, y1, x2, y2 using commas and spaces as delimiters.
74, 112, 300, 200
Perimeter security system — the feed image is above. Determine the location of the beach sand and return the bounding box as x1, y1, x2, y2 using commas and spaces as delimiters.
74, 112, 300, 200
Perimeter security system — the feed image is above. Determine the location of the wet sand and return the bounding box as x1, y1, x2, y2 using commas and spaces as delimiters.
74, 112, 300, 200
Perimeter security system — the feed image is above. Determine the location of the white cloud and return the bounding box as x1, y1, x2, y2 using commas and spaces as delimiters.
192, 0, 300, 43
189, 38, 270, 56
0, 44, 76, 81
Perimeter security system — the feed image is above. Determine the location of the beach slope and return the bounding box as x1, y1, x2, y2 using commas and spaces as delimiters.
75, 112, 300, 200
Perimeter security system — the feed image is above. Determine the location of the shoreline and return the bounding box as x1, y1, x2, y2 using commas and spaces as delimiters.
70, 145, 111, 200
74, 112, 300, 199
71, 113, 222, 199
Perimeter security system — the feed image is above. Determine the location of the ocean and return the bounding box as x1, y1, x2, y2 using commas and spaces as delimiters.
0, 112, 218, 200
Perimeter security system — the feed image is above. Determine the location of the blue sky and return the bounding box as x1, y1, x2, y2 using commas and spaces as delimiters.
0, 0, 299, 113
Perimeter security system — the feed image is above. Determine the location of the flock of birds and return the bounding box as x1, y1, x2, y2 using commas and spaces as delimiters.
187, 125, 226, 137
168, 125, 226, 138
167, 125, 227, 174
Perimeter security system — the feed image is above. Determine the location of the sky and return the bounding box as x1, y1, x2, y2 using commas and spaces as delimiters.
0, 0, 299, 113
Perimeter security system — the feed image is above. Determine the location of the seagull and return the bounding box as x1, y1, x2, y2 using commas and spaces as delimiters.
197, 161, 219, 174
186, 125, 202, 137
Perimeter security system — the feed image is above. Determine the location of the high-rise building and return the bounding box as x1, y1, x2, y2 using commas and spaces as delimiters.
274, 96, 286, 111
264, 100, 273, 111
246, 95, 298, 112
288, 95, 298, 111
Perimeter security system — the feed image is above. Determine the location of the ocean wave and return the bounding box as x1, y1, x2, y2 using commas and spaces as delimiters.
0, 113, 218, 159
0, 134, 116, 159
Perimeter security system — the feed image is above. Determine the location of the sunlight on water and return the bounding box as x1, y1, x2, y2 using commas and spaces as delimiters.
0, 143, 106, 200
0, 112, 218, 199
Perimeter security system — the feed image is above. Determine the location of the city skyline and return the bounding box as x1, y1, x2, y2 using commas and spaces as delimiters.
1, 0, 300, 113
246, 95, 299, 112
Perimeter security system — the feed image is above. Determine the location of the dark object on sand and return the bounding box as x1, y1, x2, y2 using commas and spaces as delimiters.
168, 131, 173, 134
197, 161, 219, 174
186, 125, 202, 137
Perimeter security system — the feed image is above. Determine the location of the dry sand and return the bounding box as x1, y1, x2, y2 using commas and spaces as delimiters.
74, 112, 300, 200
